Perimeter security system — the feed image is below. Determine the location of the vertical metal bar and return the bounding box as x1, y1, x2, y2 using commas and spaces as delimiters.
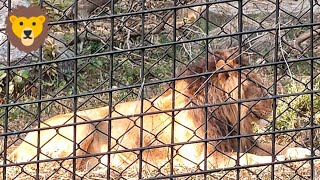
272, 0, 280, 179
204, 0, 210, 178
170, 0, 177, 179
3, 1, 11, 179
139, 0, 145, 178
36, 1, 44, 179
236, 0, 243, 179
72, 0, 78, 179
107, 0, 115, 179
309, 0, 314, 179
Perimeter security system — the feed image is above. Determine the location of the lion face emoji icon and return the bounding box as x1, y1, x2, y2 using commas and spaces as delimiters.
5, 6, 49, 53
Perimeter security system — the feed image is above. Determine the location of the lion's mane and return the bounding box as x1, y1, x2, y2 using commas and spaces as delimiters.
172, 50, 269, 153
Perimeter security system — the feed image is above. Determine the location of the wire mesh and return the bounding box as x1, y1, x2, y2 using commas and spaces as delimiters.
0, 0, 320, 179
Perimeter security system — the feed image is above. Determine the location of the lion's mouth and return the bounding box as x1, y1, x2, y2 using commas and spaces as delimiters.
21, 29, 34, 46
23, 36, 32, 39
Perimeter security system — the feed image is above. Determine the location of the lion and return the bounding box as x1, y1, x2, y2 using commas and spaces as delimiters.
5, 6, 48, 53
8, 49, 312, 175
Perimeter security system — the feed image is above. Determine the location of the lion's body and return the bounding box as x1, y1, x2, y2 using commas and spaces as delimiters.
9, 50, 312, 171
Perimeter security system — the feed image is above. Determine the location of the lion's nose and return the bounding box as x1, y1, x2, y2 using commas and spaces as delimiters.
24, 30, 32, 37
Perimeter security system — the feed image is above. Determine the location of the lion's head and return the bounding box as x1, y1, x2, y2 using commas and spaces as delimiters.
172, 49, 272, 152
5, 6, 48, 53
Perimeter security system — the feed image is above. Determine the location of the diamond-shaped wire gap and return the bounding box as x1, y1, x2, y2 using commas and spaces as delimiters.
111, 157, 141, 179
82, 162, 123, 179
5, 104, 42, 149
183, 10, 238, 37
280, 32, 312, 59
140, 149, 172, 178
276, 95, 311, 124
208, 169, 237, 180
166, 6, 206, 32
163, 112, 220, 166
42, 127, 98, 171
11, 114, 92, 165
6, 105, 37, 136
142, 103, 215, 175
44, 159, 83, 179
242, 0, 275, 22
279, 27, 316, 55
43, 1, 74, 22
143, 51, 207, 85
274, 161, 310, 180
67, 27, 110, 51
271, 131, 311, 161
296, 34, 320, 56
83, 124, 139, 168
60, 4, 75, 20
76, 66, 110, 93
0, 0, 6, 9
79, 156, 110, 178
142, 10, 175, 39
141, 120, 173, 150
203, 82, 274, 156
40, 100, 74, 120
256, 164, 284, 180
109, 117, 142, 151
11, 167, 36, 180
278, 4, 312, 27
112, 15, 146, 43
78, 28, 111, 47
279, 81, 309, 116
251, 163, 278, 179
276, 71, 309, 93
44, 33, 75, 56
165, 145, 202, 174
204, 147, 238, 169
208, 110, 270, 159
6, 131, 61, 169
140, 10, 177, 40
7, 76, 38, 101
177, 14, 238, 45
143, 47, 174, 80
174, 52, 215, 82
10, 69, 44, 102
39, 65, 75, 98
76, 95, 109, 112
99, 151, 140, 176
212, 92, 272, 144
78, 75, 110, 93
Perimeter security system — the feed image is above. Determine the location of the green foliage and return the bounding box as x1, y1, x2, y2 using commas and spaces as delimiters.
0, 65, 32, 96
275, 79, 320, 130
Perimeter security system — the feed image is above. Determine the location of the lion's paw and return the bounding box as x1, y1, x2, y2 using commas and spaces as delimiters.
285, 147, 311, 160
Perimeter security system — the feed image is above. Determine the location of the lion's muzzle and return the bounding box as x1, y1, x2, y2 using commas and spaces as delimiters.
21, 27, 34, 46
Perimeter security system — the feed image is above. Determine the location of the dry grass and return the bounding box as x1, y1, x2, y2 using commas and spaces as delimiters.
1, 155, 320, 180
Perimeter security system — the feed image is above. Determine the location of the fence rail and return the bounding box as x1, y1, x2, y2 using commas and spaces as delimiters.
1, 0, 320, 179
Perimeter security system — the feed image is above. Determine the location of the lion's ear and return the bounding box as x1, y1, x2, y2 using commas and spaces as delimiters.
9, 15, 17, 23
38, 15, 46, 23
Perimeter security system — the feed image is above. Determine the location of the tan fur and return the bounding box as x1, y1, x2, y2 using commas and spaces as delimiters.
9, 49, 311, 171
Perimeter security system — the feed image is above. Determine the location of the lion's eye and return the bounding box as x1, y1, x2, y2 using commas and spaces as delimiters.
32, 22, 36, 26
19, 22, 23, 26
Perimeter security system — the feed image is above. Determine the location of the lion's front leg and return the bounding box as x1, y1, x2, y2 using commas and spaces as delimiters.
252, 142, 314, 160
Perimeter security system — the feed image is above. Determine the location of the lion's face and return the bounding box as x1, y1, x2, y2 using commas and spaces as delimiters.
9, 15, 46, 46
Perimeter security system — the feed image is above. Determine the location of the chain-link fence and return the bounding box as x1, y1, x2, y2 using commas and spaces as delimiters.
1, 0, 320, 179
